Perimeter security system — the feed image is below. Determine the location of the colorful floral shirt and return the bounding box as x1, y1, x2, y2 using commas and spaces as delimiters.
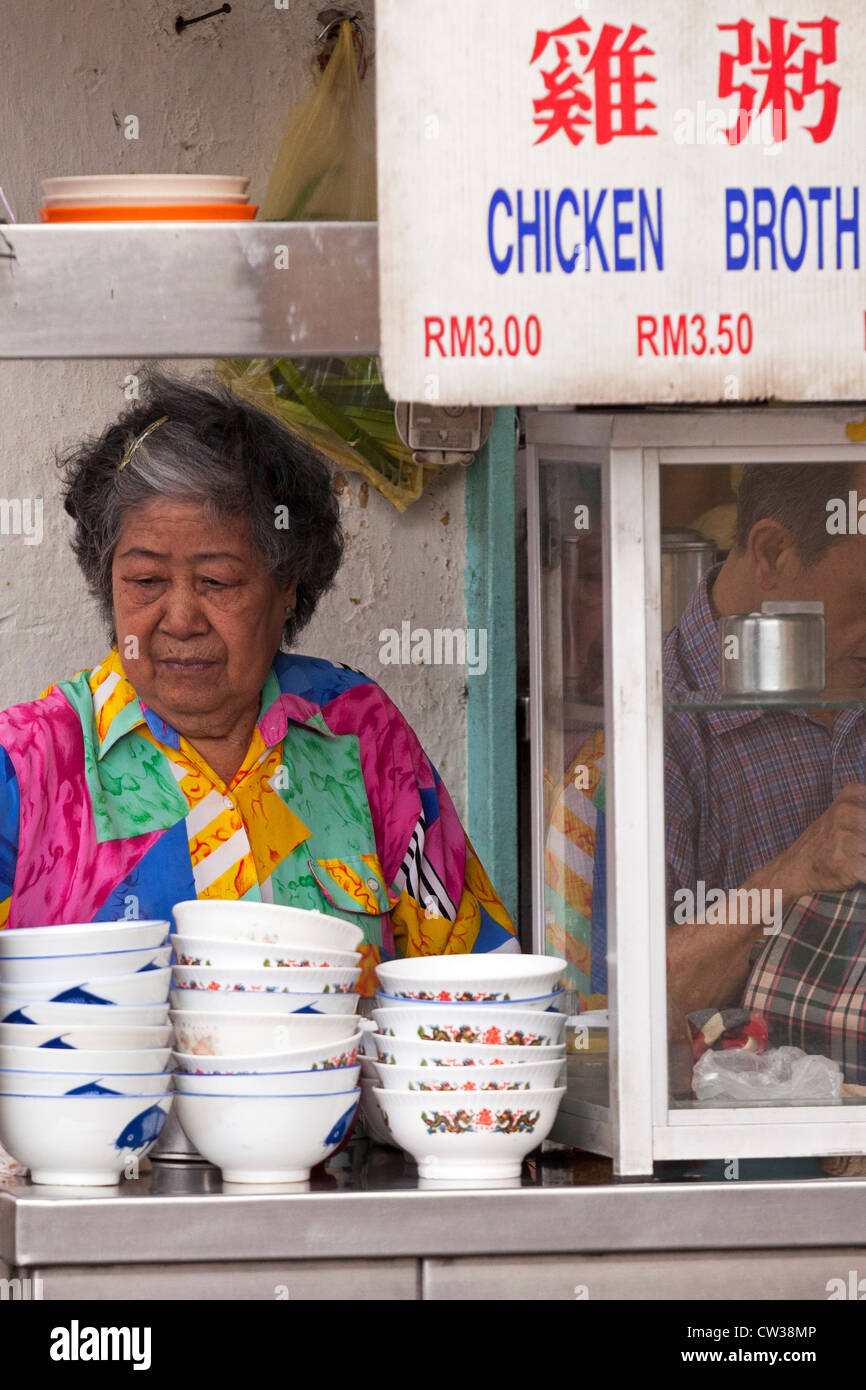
0, 648, 518, 994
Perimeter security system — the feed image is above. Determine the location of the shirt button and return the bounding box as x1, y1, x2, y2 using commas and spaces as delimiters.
366, 876, 379, 892
223, 797, 234, 811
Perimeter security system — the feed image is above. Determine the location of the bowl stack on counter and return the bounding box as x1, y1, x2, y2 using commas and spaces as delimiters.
365, 954, 569, 1181
0, 920, 173, 1185
168, 900, 363, 1182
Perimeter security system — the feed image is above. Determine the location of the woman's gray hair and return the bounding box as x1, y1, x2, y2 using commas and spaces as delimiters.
58, 369, 345, 648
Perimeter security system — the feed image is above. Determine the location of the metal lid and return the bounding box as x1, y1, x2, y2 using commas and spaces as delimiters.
661, 527, 716, 553
761, 601, 825, 616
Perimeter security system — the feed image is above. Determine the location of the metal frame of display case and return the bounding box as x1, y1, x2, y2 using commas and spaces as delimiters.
526, 406, 866, 1176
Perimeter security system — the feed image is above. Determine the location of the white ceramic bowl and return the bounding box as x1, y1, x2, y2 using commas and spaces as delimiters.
360, 1077, 398, 1147
169, 988, 358, 1017
169, 1010, 360, 1058
375, 953, 566, 1002
0, 1044, 171, 1074
372, 1059, 565, 1092
172, 1032, 362, 1075
0, 967, 172, 1006
374, 1086, 565, 1180
0, 920, 170, 959
0, 1069, 173, 1096
0, 1022, 171, 1050
0, 945, 172, 985
43, 174, 249, 199
372, 1033, 566, 1069
173, 1064, 360, 1096
172, 965, 360, 995
374, 989, 565, 1014
174, 1088, 360, 1182
172, 935, 360, 971
171, 899, 363, 954
0, 1000, 169, 1027
372, 1005, 567, 1049
0, 1092, 172, 1184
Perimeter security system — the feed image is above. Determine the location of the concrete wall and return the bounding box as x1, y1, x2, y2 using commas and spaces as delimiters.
0, 0, 470, 813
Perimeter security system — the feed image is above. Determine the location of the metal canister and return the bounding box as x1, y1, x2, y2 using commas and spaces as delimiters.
661, 529, 717, 633
719, 601, 826, 695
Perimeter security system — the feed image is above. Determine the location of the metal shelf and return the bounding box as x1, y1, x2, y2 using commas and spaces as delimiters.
0, 222, 379, 359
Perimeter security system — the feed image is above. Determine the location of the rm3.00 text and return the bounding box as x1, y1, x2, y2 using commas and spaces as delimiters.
424, 315, 542, 358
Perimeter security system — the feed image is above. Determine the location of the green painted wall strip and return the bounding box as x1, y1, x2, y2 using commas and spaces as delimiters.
464, 406, 517, 925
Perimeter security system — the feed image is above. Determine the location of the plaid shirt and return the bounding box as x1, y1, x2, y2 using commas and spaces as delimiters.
664, 565, 866, 914
743, 890, 866, 1084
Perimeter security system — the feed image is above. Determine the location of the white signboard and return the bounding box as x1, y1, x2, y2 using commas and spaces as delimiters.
376, 0, 866, 404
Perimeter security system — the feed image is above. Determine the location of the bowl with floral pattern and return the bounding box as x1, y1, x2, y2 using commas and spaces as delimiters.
169, 987, 358, 1017
375, 954, 565, 1002
171, 935, 360, 971
373, 1086, 565, 1180
371, 1005, 567, 1049
172, 965, 360, 996
371, 1058, 565, 1092
171, 900, 363, 954
173, 1062, 361, 1096
169, 1010, 360, 1057
371, 1033, 566, 1069
374, 989, 565, 1014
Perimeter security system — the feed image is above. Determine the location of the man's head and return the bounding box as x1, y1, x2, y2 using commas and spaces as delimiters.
719, 461, 866, 689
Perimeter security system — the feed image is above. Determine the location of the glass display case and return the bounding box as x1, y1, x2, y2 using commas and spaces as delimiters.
526, 406, 866, 1175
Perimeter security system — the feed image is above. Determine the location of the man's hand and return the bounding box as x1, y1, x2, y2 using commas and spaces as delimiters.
757, 782, 866, 907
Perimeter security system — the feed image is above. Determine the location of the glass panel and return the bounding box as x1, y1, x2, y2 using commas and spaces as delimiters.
661, 460, 866, 1111
536, 456, 608, 1108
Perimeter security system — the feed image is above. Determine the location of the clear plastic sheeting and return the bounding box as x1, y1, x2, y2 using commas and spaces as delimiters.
692, 1045, 843, 1104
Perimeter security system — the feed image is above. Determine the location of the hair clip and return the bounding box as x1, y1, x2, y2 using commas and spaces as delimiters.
118, 416, 169, 472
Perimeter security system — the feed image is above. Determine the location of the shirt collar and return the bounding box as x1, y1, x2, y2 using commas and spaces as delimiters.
91, 649, 335, 762
665, 563, 765, 734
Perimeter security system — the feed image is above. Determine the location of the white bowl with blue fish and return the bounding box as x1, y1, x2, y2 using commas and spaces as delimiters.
0, 1043, 171, 1074
172, 899, 363, 954
0, 944, 172, 985
0, 1092, 172, 1184
173, 1063, 360, 1096
0, 1069, 173, 1096
0, 920, 170, 959
169, 988, 358, 1017
374, 989, 565, 1014
0, 968, 172, 1007
375, 953, 566, 1002
174, 1087, 361, 1182
0, 999, 169, 1027
0, 1022, 172, 1050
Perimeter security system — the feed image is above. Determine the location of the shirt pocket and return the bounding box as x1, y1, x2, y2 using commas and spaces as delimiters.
307, 855, 399, 918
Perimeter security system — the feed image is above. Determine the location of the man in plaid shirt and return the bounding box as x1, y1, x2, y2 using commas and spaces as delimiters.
665, 462, 866, 1077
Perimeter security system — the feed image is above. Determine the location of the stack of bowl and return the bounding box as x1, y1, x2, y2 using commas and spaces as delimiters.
367, 954, 569, 1181
167, 900, 364, 1182
0, 920, 173, 1185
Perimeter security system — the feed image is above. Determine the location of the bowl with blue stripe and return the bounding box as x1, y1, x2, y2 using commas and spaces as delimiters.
0, 1000, 169, 1027
0, 1091, 172, 1184
0, 944, 171, 985
0, 968, 172, 1007
0, 921, 170, 960
0, 1069, 172, 1096
174, 1087, 360, 1182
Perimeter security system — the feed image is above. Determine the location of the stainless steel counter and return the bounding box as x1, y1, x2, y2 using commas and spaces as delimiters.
4, 1143, 866, 1299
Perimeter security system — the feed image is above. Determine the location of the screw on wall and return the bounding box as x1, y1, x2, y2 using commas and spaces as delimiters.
175, 4, 231, 34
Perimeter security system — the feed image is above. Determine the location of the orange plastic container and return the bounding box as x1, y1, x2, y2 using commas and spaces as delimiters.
38, 204, 258, 222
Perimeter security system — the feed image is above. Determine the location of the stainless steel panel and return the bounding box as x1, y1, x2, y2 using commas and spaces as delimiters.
0, 223, 378, 358
22, 1258, 418, 1301
423, 1248, 866, 1300
9, 1171, 866, 1264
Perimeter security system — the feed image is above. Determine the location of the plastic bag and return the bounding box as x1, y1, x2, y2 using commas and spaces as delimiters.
692, 1045, 843, 1103
221, 21, 433, 511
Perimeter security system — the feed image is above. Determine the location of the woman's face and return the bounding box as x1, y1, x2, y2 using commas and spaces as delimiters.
112, 499, 296, 739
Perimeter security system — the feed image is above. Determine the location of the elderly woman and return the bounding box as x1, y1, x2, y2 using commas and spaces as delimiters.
0, 372, 517, 993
